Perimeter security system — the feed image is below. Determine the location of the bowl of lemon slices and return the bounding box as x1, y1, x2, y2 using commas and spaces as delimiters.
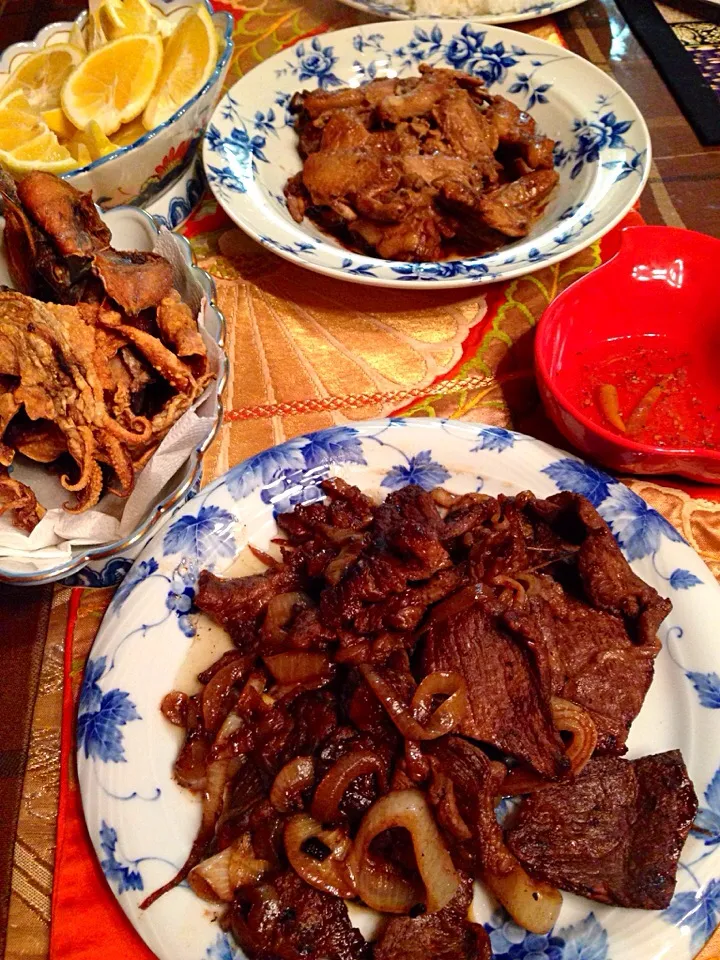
0, 0, 233, 209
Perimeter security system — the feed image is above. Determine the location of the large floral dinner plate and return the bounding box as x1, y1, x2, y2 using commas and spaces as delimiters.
202, 20, 650, 289
332, 0, 587, 24
78, 419, 720, 960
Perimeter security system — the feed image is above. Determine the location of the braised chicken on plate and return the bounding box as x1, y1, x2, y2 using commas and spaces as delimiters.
145, 480, 696, 960
0, 169, 212, 530
284, 66, 560, 262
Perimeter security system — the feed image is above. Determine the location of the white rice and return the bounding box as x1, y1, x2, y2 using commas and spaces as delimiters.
410, 0, 534, 15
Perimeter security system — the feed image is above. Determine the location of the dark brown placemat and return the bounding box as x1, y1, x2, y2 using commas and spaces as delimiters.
616, 0, 720, 143
0, 585, 54, 956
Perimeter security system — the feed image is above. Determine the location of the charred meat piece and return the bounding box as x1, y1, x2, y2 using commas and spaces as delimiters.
374, 873, 491, 960
490, 96, 556, 170
226, 870, 371, 960
321, 485, 450, 637
196, 567, 302, 652
506, 751, 697, 909
421, 593, 568, 778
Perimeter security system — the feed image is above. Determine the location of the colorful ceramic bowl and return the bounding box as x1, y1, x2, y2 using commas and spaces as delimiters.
0, 0, 233, 210
535, 225, 720, 483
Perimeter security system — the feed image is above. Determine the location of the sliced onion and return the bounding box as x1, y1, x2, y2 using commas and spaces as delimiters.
228, 833, 272, 888
430, 488, 460, 508
492, 575, 526, 605
429, 772, 471, 842
161, 691, 188, 727
347, 789, 460, 914
188, 846, 235, 902
202, 657, 251, 733
284, 813, 356, 898
410, 672, 468, 738
483, 866, 562, 934
325, 542, 364, 585
188, 834, 270, 903
502, 697, 598, 796
360, 666, 466, 741
311, 750, 387, 824
141, 757, 240, 910
262, 592, 310, 645
265, 652, 332, 685
551, 697, 597, 776
270, 756, 316, 813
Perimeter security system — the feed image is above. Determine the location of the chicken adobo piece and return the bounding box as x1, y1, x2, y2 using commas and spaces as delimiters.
0, 168, 212, 528
146, 480, 696, 960
284, 65, 560, 262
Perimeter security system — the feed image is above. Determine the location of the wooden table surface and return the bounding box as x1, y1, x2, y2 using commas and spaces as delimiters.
1, 0, 720, 959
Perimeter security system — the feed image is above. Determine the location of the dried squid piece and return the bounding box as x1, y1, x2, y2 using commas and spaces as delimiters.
92, 248, 173, 314
0, 466, 45, 532
156, 290, 208, 378
16, 171, 111, 258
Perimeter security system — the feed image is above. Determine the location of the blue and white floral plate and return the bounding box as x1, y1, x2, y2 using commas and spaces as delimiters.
202, 20, 650, 289
332, 0, 586, 25
79, 419, 720, 960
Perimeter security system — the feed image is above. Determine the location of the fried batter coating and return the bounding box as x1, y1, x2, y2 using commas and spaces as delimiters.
0, 466, 45, 533
93, 249, 174, 314
16, 171, 111, 258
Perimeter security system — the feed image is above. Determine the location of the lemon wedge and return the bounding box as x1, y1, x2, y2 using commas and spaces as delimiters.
99, 0, 157, 40
112, 115, 147, 146
42, 106, 77, 140
61, 33, 163, 135
66, 137, 93, 166
0, 94, 46, 151
0, 44, 83, 112
142, 4, 218, 130
80, 119, 119, 160
0, 129, 76, 173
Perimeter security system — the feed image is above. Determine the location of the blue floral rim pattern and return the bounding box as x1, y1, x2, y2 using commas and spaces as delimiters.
203, 20, 651, 288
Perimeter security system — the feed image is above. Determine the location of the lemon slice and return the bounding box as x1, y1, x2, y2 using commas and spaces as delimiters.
112, 115, 147, 146
0, 44, 83, 112
0, 94, 46, 151
0, 129, 76, 173
99, 0, 158, 40
42, 106, 77, 140
66, 137, 92, 166
81, 119, 119, 159
142, 4, 218, 130
61, 33, 163, 136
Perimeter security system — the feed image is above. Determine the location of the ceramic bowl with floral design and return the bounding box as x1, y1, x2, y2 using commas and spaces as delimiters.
0, 0, 233, 210
203, 20, 650, 289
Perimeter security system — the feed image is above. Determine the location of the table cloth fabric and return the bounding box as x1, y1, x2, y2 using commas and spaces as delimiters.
1, 1, 720, 959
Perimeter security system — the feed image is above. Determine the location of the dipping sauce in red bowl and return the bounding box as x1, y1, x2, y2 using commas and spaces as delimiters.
535, 225, 720, 483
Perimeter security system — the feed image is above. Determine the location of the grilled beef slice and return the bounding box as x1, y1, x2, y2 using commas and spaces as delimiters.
374, 873, 490, 960
505, 750, 697, 909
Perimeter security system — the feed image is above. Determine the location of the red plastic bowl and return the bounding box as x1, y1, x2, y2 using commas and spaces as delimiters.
535, 225, 720, 483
